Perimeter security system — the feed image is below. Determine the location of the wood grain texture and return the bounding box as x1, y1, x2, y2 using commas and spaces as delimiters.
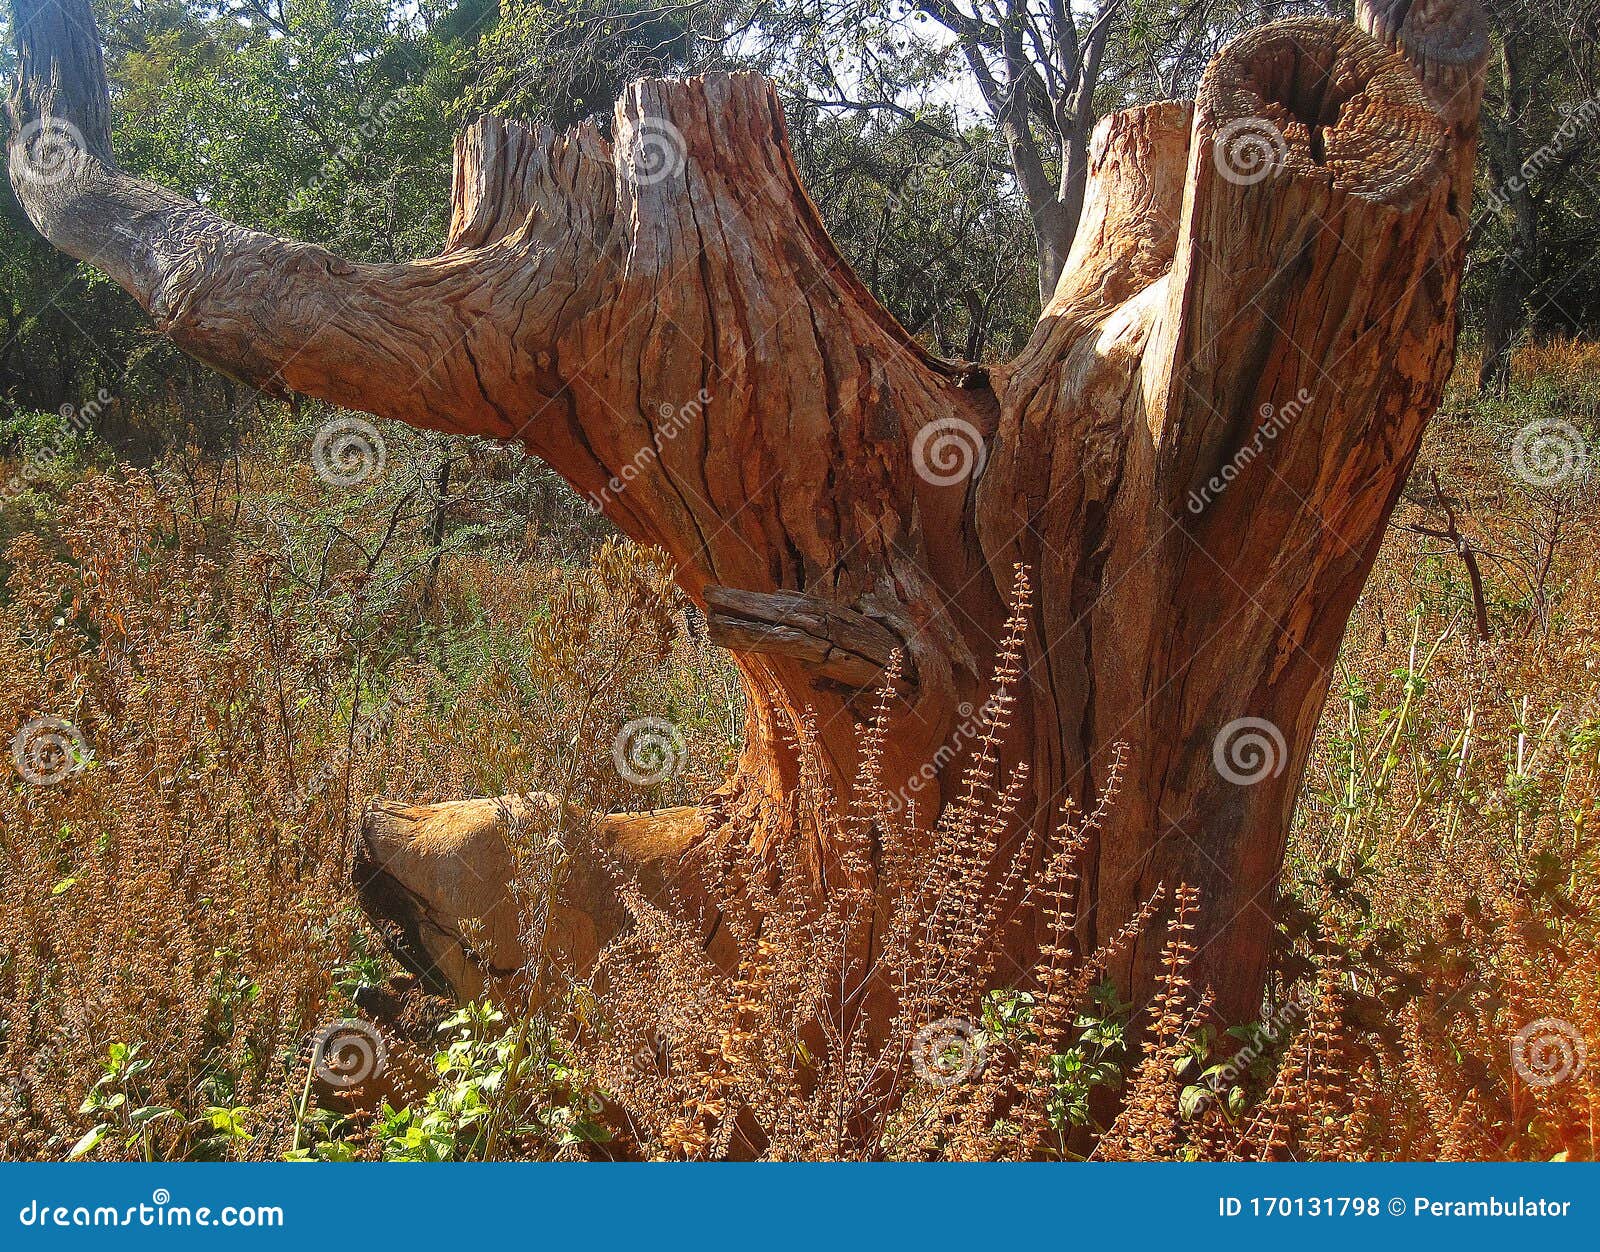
9, 0, 1489, 1024
703, 585, 908, 688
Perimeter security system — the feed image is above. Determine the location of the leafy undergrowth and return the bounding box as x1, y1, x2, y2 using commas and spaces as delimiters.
2, 346, 1597, 1160
0, 413, 737, 1161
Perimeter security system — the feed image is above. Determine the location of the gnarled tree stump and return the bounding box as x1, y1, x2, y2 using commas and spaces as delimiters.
9, 0, 1489, 1026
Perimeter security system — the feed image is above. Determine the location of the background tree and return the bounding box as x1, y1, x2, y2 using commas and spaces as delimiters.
467, 0, 694, 127
735, 0, 1309, 303
787, 107, 1037, 359
1470, 0, 1600, 391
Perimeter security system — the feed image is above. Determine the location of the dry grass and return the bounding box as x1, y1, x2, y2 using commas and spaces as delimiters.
0, 473, 353, 1159
580, 571, 1190, 1160
2, 344, 1598, 1160
0, 428, 736, 1160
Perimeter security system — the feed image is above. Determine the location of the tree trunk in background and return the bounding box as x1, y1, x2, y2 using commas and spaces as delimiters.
421, 443, 454, 611
9, 0, 1488, 1028
1478, 34, 1538, 393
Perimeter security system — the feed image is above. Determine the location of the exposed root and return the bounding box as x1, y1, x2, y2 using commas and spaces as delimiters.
357, 794, 708, 1001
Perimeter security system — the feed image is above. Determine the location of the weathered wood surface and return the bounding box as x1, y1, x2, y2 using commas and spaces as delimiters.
9, 0, 1489, 1023
358, 794, 707, 1001
703, 585, 907, 689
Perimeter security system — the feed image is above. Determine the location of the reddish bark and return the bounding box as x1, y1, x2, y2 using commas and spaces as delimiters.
9, 0, 1489, 1025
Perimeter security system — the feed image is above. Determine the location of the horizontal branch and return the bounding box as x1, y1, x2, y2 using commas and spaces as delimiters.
703, 585, 908, 689
7, 0, 622, 437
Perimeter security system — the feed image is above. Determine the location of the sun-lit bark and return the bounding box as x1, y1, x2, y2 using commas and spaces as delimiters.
9, 0, 1488, 1026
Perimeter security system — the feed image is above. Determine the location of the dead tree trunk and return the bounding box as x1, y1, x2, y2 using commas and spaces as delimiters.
10, 0, 1488, 1025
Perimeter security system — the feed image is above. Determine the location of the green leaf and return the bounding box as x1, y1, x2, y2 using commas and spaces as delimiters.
67, 1124, 109, 1161
1178, 1084, 1212, 1121
205, 1107, 252, 1140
